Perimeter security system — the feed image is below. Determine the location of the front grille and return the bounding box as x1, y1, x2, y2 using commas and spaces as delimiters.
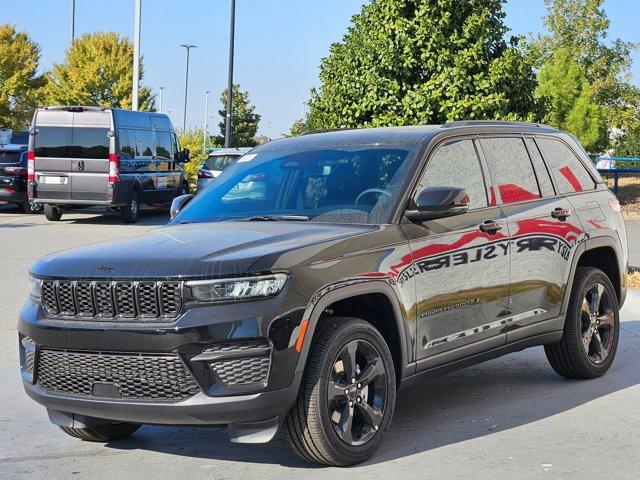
207, 340, 271, 386
37, 349, 200, 401
41, 280, 183, 320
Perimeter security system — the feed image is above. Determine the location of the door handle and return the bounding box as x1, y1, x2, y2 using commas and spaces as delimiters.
479, 219, 503, 234
551, 207, 571, 220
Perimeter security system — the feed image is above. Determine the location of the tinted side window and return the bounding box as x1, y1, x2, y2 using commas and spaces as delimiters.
481, 137, 540, 205
118, 129, 135, 159
537, 138, 595, 194
133, 130, 154, 157
419, 139, 487, 209
34, 126, 72, 157
525, 138, 555, 197
71, 128, 109, 159
155, 131, 172, 159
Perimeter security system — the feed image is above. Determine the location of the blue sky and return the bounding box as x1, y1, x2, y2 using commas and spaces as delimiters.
3, 1, 639, 139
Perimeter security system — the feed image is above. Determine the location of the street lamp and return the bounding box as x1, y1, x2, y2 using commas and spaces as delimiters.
224, 0, 236, 148
159, 86, 165, 113
203, 90, 210, 150
132, 0, 142, 111
70, 0, 76, 43
180, 44, 197, 130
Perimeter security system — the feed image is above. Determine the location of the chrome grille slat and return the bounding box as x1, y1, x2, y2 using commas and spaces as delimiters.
41, 280, 182, 321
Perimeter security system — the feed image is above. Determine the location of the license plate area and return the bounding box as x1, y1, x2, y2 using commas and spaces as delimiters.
38, 175, 68, 185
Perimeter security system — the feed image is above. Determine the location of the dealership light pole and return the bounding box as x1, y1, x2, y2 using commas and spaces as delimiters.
158, 86, 165, 113
180, 44, 197, 130
203, 90, 210, 149
70, 0, 76, 43
132, 0, 142, 111
224, 0, 236, 148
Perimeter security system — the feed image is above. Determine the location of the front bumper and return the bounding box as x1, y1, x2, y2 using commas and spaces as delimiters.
18, 296, 305, 433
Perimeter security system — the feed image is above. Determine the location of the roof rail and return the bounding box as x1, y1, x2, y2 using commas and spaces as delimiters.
442, 120, 552, 129
42, 106, 109, 112
301, 128, 358, 136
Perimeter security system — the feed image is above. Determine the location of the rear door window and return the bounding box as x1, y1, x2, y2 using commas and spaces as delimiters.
34, 127, 72, 157
525, 138, 555, 197
70, 128, 109, 159
537, 138, 595, 194
481, 137, 541, 205
155, 131, 172, 159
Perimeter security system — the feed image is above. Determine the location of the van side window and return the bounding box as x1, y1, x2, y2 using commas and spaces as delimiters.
171, 133, 179, 160
537, 138, 595, 193
419, 139, 488, 209
134, 130, 154, 157
525, 138, 555, 197
155, 131, 172, 159
481, 137, 540, 205
118, 129, 135, 159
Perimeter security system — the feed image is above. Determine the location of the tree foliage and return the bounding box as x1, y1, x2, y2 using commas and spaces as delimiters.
44, 32, 155, 111
0, 24, 44, 130
216, 84, 261, 147
177, 128, 208, 191
304, 0, 542, 130
536, 49, 607, 152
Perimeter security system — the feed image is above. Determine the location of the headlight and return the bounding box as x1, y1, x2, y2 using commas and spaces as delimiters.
28, 275, 42, 303
186, 273, 288, 303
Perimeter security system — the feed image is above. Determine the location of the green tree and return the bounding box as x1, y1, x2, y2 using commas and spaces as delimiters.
533, 0, 639, 130
44, 32, 155, 110
216, 84, 261, 147
613, 127, 640, 158
177, 128, 208, 191
305, 0, 542, 130
536, 49, 608, 152
0, 24, 44, 130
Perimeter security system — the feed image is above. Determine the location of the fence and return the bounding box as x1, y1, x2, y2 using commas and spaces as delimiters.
592, 156, 640, 195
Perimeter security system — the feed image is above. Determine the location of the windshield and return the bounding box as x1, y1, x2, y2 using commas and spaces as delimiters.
174, 145, 415, 225
204, 155, 239, 171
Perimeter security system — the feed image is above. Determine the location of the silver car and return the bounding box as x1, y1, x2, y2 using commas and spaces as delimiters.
197, 148, 252, 192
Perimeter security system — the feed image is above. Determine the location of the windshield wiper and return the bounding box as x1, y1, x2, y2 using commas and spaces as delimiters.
240, 215, 310, 222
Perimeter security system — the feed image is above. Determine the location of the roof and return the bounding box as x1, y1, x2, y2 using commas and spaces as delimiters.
207, 147, 253, 157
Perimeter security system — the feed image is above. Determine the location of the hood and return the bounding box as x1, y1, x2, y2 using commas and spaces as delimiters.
30, 222, 373, 279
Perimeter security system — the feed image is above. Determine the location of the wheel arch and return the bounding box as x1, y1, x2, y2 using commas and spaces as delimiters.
294, 280, 412, 384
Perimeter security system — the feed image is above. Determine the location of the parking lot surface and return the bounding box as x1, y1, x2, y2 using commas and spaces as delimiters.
1, 204, 639, 479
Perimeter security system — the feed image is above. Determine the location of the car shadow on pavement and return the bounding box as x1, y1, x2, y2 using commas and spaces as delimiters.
60, 210, 169, 226
106, 324, 640, 468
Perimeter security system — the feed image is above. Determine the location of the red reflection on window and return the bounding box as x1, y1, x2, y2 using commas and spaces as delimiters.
559, 165, 583, 192
498, 184, 540, 204
489, 186, 497, 206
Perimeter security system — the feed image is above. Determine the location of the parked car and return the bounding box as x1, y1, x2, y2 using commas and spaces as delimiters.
27, 106, 190, 223
19, 121, 627, 466
0, 129, 41, 213
196, 147, 252, 191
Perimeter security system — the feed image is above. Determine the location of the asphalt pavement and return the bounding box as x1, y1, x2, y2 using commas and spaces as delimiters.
1, 204, 639, 479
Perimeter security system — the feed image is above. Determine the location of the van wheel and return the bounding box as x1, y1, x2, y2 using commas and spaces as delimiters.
121, 191, 140, 223
283, 317, 396, 467
545, 267, 620, 379
44, 204, 62, 221
59, 421, 141, 442
22, 202, 43, 214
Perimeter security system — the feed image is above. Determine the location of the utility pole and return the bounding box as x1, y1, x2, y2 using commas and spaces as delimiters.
132, 0, 142, 111
203, 90, 210, 150
180, 44, 197, 130
159, 86, 165, 113
224, 0, 236, 148
268, 121, 272, 140
70, 0, 76, 43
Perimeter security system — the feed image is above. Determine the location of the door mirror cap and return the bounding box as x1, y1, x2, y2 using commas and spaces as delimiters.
182, 148, 190, 162
170, 194, 194, 219
405, 186, 470, 222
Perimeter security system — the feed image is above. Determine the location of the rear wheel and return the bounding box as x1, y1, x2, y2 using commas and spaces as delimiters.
59, 421, 141, 442
545, 267, 619, 379
121, 191, 140, 223
43, 204, 62, 221
283, 317, 396, 467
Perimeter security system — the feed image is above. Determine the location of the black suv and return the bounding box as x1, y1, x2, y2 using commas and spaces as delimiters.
19, 122, 628, 466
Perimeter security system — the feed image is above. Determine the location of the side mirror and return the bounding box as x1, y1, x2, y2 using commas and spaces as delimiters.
405, 186, 470, 222
170, 194, 194, 219
182, 148, 190, 162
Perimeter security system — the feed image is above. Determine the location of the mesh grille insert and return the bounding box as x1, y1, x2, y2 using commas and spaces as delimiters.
37, 349, 201, 401
207, 340, 272, 386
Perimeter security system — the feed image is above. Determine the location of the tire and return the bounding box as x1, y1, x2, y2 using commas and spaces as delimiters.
283, 317, 396, 467
545, 267, 620, 379
22, 201, 42, 214
121, 190, 140, 224
59, 421, 141, 442
43, 204, 62, 221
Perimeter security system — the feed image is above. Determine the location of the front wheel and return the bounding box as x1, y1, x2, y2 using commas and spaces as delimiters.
59, 421, 141, 442
283, 317, 396, 467
545, 267, 620, 379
